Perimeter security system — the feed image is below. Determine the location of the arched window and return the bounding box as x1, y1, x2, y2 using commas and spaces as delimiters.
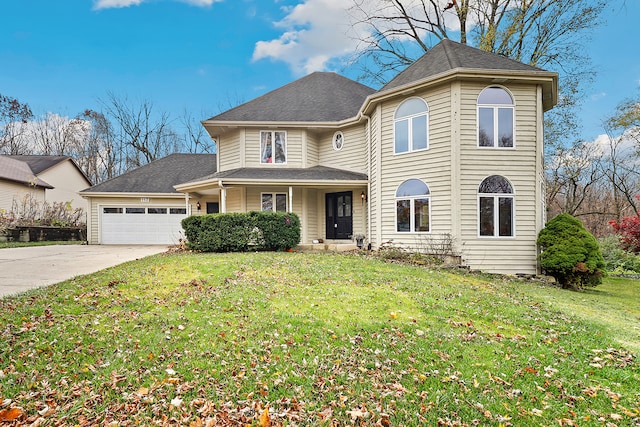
396, 179, 430, 232
477, 87, 514, 148
478, 175, 514, 237
394, 98, 429, 154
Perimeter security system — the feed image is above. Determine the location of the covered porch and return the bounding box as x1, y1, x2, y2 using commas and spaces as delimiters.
174, 166, 369, 246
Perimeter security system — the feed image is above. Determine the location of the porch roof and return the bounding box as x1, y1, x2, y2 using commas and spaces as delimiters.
175, 166, 368, 191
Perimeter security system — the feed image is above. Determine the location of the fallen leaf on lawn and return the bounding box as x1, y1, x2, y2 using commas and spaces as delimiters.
258, 406, 270, 427
170, 397, 183, 408
0, 407, 23, 421
389, 312, 397, 319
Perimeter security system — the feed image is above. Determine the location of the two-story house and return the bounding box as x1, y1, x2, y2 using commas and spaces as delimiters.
82, 39, 557, 275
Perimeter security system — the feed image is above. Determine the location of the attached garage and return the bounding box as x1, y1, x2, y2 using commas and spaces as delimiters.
80, 154, 218, 245
100, 206, 188, 244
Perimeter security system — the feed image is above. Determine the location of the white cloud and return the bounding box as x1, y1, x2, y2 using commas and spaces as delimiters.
252, 0, 465, 75
252, 0, 363, 75
93, 0, 143, 9
93, 0, 221, 10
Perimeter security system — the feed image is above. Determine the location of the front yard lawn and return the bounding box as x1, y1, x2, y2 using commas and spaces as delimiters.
0, 252, 638, 425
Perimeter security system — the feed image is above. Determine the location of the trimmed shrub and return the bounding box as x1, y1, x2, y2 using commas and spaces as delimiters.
182, 211, 300, 252
537, 213, 606, 290
599, 235, 640, 274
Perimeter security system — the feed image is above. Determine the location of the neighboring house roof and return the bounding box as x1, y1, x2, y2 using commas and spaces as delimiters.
207, 72, 376, 123
81, 153, 217, 194
6, 154, 92, 186
382, 39, 547, 91
185, 166, 368, 185
0, 156, 53, 189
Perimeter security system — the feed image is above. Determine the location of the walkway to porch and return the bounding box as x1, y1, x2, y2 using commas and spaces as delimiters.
296, 242, 359, 252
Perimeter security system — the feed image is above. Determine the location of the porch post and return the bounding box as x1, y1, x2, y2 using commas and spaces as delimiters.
185, 193, 190, 215
218, 180, 227, 213
288, 186, 293, 213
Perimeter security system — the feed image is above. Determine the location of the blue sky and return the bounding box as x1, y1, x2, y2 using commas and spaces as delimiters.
1, 0, 638, 141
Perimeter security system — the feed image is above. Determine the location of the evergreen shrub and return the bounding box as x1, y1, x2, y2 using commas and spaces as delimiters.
182, 211, 300, 252
537, 213, 606, 290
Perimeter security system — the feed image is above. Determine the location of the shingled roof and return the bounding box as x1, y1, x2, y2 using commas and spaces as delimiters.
0, 156, 53, 189
382, 39, 547, 91
184, 165, 368, 185
81, 153, 217, 194
207, 72, 376, 123
6, 155, 92, 186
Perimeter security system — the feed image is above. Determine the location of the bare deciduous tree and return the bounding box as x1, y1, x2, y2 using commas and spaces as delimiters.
99, 92, 179, 171
0, 94, 34, 155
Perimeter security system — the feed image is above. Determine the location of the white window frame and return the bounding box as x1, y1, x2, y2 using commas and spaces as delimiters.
394, 97, 429, 154
477, 176, 516, 238
261, 192, 288, 212
332, 131, 344, 151
477, 86, 515, 149
395, 179, 431, 233
260, 130, 287, 164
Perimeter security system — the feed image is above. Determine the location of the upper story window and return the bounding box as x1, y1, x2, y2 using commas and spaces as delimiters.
333, 131, 344, 151
394, 97, 429, 154
478, 175, 514, 237
261, 131, 287, 164
396, 179, 430, 233
478, 87, 514, 148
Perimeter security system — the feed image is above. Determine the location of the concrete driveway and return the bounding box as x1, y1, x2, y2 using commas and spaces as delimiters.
0, 245, 168, 297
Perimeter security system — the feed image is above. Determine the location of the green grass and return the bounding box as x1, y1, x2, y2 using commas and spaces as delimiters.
0, 240, 82, 249
0, 252, 638, 425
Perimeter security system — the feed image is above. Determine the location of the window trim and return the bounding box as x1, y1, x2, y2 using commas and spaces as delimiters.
260, 130, 288, 165
395, 179, 431, 233
476, 86, 515, 149
332, 131, 344, 151
261, 192, 288, 213
394, 97, 429, 155
477, 175, 516, 238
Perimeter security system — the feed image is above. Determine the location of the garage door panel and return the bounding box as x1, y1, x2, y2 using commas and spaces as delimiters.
100, 206, 187, 244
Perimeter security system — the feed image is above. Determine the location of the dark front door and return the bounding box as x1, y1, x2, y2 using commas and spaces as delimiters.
326, 191, 353, 240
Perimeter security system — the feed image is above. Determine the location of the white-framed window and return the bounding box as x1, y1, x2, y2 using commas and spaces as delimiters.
394, 97, 429, 154
262, 193, 287, 212
477, 86, 515, 148
260, 131, 287, 164
333, 131, 344, 151
395, 179, 430, 232
478, 175, 514, 237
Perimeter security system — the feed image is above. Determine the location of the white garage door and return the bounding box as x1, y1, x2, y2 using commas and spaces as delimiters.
100, 206, 188, 244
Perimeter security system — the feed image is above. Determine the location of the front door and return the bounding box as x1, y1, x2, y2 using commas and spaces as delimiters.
326, 191, 353, 240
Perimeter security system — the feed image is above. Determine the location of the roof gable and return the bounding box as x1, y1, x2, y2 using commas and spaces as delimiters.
81, 153, 217, 194
6, 155, 92, 186
382, 39, 547, 91
0, 156, 53, 189
208, 72, 376, 123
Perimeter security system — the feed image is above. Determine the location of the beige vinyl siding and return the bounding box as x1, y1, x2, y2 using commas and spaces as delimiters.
303, 188, 319, 242
317, 124, 367, 174
376, 85, 454, 244
0, 182, 45, 212
306, 131, 320, 167
219, 130, 242, 172
458, 82, 540, 274
244, 129, 304, 168
39, 160, 90, 212
369, 105, 382, 247
84, 195, 188, 244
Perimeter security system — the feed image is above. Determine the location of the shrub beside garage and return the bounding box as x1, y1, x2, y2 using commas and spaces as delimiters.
182, 211, 301, 252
